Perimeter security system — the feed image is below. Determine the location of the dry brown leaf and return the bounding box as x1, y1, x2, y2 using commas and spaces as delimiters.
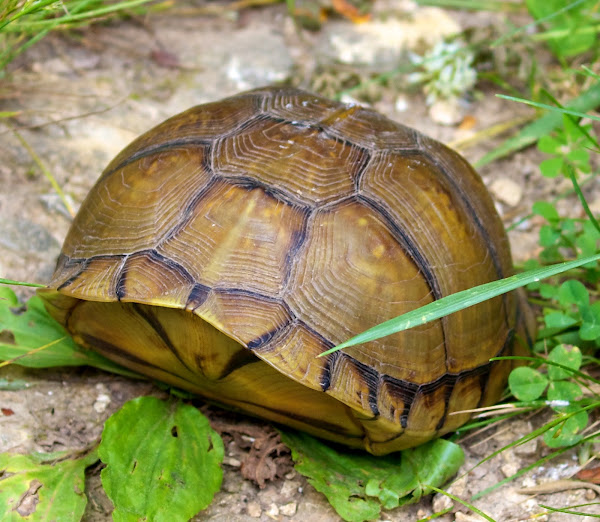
576, 466, 600, 484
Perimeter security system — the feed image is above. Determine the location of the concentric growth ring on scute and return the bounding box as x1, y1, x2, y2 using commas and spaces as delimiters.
39, 86, 534, 455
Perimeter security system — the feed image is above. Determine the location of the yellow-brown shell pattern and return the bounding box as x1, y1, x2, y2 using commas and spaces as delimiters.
40, 87, 533, 454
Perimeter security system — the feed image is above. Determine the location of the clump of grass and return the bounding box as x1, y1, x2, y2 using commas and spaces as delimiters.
0, 0, 161, 75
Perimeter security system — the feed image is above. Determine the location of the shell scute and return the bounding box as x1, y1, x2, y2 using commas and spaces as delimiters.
40, 86, 533, 454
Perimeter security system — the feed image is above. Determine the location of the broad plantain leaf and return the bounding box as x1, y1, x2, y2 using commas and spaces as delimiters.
0, 449, 98, 521
99, 397, 224, 522
279, 430, 464, 522
0, 287, 138, 377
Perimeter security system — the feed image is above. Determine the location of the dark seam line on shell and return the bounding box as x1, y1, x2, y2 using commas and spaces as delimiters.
131, 302, 197, 375
418, 137, 509, 327
55, 251, 297, 316
377, 376, 420, 429
115, 254, 130, 300
214, 349, 260, 380
56, 257, 90, 292
280, 208, 318, 298
341, 353, 381, 417
58, 250, 197, 298
246, 323, 288, 350
280, 214, 311, 293
287, 319, 337, 392
104, 105, 273, 178
114, 250, 195, 301
102, 141, 213, 178
357, 191, 449, 376
370, 360, 504, 446
320, 350, 340, 392
186, 283, 211, 310
295, 319, 336, 350
221, 111, 372, 155
357, 194, 442, 301
52, 252, 69, 279
63, 297, 84, 339
211, 287, 294, 310
156, 176, 219, 246
79, 333, 200, 386
353, 150, 374, 192
248, 317, 298, 354
137, 249, 196, 282
213, 174, 313, 209
435, 379, 458, 431
366, 328, 515, 430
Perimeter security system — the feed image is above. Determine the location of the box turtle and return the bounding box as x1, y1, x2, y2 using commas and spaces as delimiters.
39, 86, 533, 455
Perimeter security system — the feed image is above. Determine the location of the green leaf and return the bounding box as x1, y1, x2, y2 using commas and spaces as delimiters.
547, 380, 582, 403
539, 157, 564, 178
579, 302, 600, 341
526, 0, 597, 58
538, 283, 558, 300
0, 288, 139, 377
548, 344, 582, 380
279, 430, 463, 522
567, 148, 590, 168
476, 82, 600, 167
575, 225, 598, 258
0, 449, 98, 521
99, 397, 223, 521
322, 254, 600, 355
509, 367, 548, 401
544, 311, 578, 330
543, 411, 588, 448
538, 225, 561, 247
557, 280, 589, 308
537, 135, 563, 154
532, 201, 560, 222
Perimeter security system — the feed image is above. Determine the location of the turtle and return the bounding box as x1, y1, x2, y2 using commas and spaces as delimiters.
39, 86, 534, 455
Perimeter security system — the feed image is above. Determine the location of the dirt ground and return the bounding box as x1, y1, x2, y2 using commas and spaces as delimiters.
1, 1, 599, 521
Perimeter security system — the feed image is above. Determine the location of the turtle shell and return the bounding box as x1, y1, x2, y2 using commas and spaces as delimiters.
39, 86, 533, 455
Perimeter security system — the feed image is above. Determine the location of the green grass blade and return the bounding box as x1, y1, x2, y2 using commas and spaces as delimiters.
427, 486, 494, 522
496, 94, 600, 122
416, 0, 522, 11
491, 0, 592, 48
471, 426, 600, 500
0, 278, 45, 288
319, 253, 600, 356
539, 502, 600, 517
566, 164, 600, 234
475, 82, 600, 167
1, 0, 155, 32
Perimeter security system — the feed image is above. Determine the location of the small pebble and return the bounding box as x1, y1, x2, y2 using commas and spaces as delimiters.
222, 456, 241, 467
513, 437, 538, 458
490, 177, 523, 207
432, 492, 452, 512
93, 393, 111, 413
280, 480, 301, 498
246, 500, 261, 518
429, 99, 462, 126
280, 502, 297, 516
501, 462, 519, 478
265, 503, 279, 518
395, 95, 408, 112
